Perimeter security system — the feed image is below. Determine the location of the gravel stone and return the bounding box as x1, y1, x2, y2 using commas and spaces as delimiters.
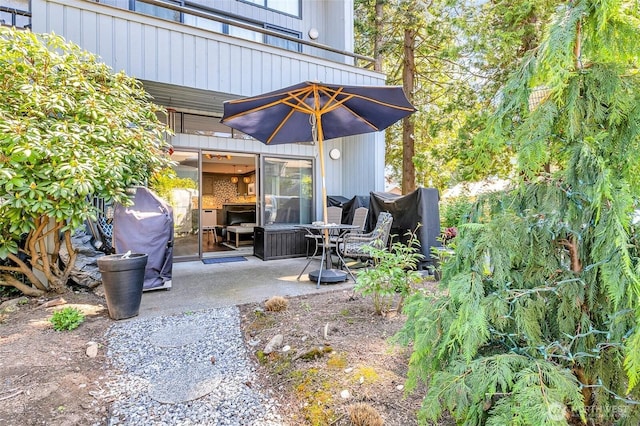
103, 306, 284, 425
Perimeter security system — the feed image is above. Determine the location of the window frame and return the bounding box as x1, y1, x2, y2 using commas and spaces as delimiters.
238, 0, 301, 19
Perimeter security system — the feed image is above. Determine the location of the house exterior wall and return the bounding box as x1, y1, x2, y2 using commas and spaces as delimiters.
29, 0, 387, 218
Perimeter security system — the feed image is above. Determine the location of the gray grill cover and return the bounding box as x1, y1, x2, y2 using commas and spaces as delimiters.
113, 187, 173, 290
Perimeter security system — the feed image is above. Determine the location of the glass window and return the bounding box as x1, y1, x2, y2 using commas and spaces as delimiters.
264, 24, 301, 52
227, 24, 262, 42
132, 0, 181, 22
267, 0, 299, 16
263, 157, 313, 225
183, 14, 223, 32
239, 0, 300, 17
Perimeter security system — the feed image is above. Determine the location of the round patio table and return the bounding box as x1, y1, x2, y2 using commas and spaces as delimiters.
295, 223, 359, 288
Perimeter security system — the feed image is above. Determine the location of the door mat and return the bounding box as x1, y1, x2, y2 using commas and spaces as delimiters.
202, 257, 247, 264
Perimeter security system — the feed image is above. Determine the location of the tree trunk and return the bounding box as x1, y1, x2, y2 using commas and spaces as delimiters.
374, 0, 385, 72
402, 27, 416, 195
0, 273, 45, 296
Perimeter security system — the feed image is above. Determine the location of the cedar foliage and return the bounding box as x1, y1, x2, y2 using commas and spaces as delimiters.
397, 1, 640, 424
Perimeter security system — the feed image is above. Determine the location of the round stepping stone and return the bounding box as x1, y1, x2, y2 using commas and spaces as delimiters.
148, 324, 206, 347
149, 363, 220, 403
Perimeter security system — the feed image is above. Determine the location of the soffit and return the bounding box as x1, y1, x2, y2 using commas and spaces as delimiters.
141, 80, 238, 115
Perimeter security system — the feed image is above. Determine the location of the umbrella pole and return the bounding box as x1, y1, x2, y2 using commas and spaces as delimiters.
312, 111, 329, 226
314, 112, 330, 256
318, 138, 328, 225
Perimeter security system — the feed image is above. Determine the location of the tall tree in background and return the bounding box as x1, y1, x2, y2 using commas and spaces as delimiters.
356, 0, 462, 192
401, 6, 418, 194
453, 0, 556, 182
354, 0, 556, 191
398, 1, 640, 424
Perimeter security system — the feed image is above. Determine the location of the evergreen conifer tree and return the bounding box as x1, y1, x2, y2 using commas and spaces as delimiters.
398, 1, 640, 424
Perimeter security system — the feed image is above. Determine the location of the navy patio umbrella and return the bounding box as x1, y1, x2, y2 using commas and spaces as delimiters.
221, 81, 416, 225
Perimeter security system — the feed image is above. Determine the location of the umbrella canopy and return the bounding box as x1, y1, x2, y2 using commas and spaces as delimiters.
221, 81, 416, 224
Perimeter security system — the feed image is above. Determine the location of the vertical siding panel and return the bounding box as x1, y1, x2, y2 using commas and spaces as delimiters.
261, 53, 273, 91
113, 19, 129, 73
252, 51, 263, 94
128, 22, 143, 78
270, 55, 282, 91
182, 35, 196, 87
218, 43, 231, 92
170, 32, 183, 85
64, 7, 81, 43
81, 11, 98, 53
156, 28, 171, 83
143, 26, 157, 81
240, 47, 252, 95
195, 37, 208, 88
289, 59, 301, 83
46, 3, 65, 34
298, 62, 309, 82
205, 39, 218, 90
280, 57, 291, 86
97, 15, 114, 67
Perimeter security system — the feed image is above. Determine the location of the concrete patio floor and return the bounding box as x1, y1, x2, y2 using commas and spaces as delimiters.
137, 255, 356, 318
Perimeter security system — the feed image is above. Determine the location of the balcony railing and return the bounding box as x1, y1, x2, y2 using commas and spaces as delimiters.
0, 5, 31, 29
101, 0, 375, 69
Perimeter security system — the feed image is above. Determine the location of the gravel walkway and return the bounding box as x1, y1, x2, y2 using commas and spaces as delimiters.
102, 306, 285, 425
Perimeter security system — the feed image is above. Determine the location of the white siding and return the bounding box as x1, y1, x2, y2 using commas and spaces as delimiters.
33, 0, 383, 94
31, 0, 388, 218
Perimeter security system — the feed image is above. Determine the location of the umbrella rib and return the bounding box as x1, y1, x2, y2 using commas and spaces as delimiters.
223, 87, 316, 121
266, 107, 299, 144
320, 88, 415, 112
222, 98, 289, 121
265, 89, 317, 144
317, 87, 415, 130
225, 86, 312, 104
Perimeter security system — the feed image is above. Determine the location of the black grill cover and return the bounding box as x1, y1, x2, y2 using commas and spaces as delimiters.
368, 188, 441, 267
327, 195, 349, 208
340, 195, 370, 226
113, 187, 173, 290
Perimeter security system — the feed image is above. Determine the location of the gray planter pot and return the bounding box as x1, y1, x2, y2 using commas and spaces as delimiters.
98, 253, 148, 320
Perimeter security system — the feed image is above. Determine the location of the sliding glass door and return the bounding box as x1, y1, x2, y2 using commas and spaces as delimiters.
164, 150, 199, 259
262, 157, 313, 225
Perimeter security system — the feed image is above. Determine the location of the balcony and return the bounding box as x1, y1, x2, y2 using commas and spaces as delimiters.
0, 1, 31, 29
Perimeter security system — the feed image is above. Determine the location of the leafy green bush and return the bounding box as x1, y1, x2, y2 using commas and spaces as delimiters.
439, 196, 472, 229
396, 1, 640, 423
50, 307, 85, 331
149, 168, 197, 205
0, 27, 172, 295
354, 231, 423, 315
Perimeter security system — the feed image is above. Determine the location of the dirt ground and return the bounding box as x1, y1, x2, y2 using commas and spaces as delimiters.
239, 289, 430, 425
0, 288, 112, 426
0, 285, 432, 425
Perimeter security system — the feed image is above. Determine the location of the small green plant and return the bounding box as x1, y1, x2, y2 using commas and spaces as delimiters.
300, 301, 312, 312
355, 229, 423, 315
49, 307, 85, 331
